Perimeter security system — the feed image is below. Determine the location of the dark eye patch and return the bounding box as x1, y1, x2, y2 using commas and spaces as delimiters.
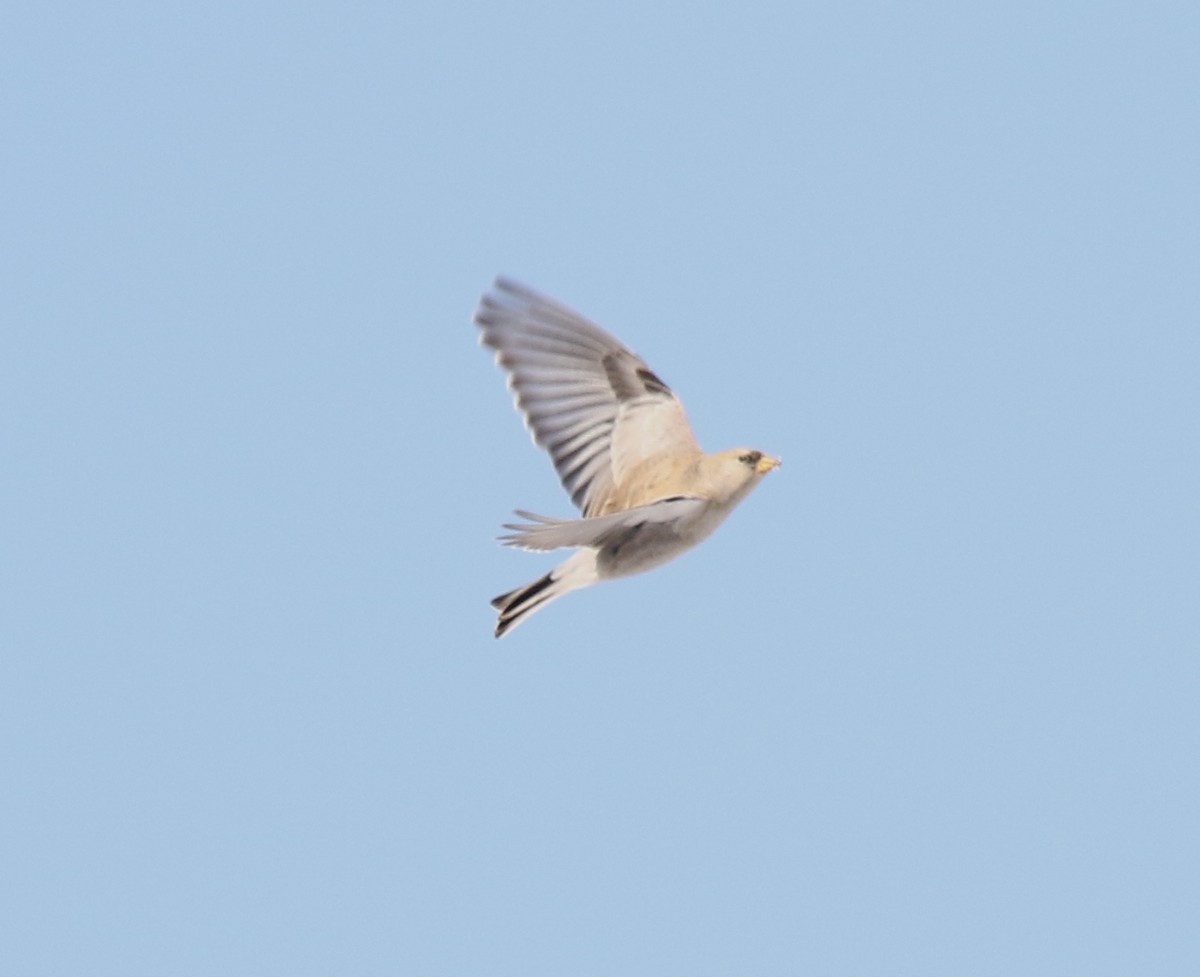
739, 450, 762, 466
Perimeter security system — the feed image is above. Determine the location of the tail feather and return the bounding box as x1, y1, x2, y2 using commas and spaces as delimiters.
491, 551, 597, 638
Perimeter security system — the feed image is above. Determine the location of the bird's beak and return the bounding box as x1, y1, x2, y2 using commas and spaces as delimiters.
756, 454, 781, 475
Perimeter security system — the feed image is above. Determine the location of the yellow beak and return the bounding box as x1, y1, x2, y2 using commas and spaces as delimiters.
755, 454, 781, 475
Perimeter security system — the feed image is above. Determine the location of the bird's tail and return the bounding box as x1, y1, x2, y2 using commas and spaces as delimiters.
491, 550, 597, 638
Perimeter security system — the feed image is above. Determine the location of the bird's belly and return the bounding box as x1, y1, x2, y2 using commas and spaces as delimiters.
594, 509, 728, 580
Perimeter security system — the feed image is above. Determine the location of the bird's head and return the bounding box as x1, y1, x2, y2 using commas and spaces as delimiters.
701, 448, 780, 507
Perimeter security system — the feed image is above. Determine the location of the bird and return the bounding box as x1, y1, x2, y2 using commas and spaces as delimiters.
475, 277, 780, 638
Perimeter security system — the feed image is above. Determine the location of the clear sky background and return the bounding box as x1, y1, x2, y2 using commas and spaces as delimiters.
4, 2, 1198, 974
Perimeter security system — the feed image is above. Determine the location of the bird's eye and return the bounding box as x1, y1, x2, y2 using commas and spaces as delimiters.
739, 450, 762, 466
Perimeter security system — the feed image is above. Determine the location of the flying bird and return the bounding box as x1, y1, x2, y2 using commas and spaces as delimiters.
476, 278, 779, 637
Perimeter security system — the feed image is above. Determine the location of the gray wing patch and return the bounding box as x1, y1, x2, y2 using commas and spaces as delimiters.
602, 350, 674, 403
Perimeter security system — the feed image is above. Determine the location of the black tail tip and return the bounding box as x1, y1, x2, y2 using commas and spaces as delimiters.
489, 571, 555, 638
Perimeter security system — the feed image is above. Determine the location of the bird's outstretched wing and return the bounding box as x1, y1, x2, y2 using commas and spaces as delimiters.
498, 496, 706, 551
475, 278, 701, 515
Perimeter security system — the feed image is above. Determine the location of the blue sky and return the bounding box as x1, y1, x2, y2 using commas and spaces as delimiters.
4, 2, 1198, 974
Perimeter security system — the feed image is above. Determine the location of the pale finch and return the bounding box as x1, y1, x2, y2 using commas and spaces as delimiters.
476, 278, 780, 637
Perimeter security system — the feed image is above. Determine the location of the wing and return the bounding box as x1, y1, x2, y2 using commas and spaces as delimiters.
475, 278, 701, 515
498, 497, 706, 551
